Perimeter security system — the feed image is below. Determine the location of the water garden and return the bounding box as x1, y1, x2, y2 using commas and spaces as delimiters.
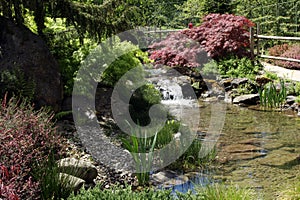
1, 0, 300, 199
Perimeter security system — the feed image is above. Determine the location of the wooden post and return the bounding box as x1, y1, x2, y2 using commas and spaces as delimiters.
256, 23, 260, 57
250, 27, 255, 61
159, 26, 162, 40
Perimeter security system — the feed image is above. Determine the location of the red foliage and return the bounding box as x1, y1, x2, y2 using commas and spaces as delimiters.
148, 13, 255, 68
0, 96, 65, 199
276, 44, 300, 69
268, 44, 290, 57
182, 13, 255, 59
149, 32, 205, 68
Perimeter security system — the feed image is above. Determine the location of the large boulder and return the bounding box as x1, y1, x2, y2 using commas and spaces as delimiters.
0, 16, 62, 111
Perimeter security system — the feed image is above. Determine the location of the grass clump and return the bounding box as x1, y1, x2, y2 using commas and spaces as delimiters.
192, 183, 256, 200
121, 124, 158, 186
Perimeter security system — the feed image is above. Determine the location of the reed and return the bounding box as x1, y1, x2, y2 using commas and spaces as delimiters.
259, 79, 287, 109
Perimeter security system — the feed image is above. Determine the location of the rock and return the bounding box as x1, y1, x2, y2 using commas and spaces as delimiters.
0, 16, 62, 111
151, 170, 189, 188
231, 78, 249, 88
233, 94, 260, 105
238, 138, 262, 146
57, 158, 98, 183
286, 95, 297, 105
255, 75, 272, 86
258, 150, 300, 167
59, 173, 85, 194
226, 152, 266, 162
223, 144, 264, 153
220, 78, 232, 89
217, 143, 267, 163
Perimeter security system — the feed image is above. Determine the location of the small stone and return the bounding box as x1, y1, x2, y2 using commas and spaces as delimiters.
233, 94, 260, 105
57, 158, 98, 183
286, 96, 297, 105
59, 173, 85, 194
232, 78, 249, 88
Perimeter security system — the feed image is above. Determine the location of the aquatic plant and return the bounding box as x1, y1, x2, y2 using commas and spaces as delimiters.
259, 79, 287, 109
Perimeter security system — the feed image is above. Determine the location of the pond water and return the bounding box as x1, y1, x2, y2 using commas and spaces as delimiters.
174, 102, 300, 199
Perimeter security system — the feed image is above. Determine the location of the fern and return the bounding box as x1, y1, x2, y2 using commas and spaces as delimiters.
0, 68, 35, 100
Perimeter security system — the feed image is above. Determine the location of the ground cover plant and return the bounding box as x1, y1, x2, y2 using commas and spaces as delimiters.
67, 183, 255, 200
0, 95, 65, 199
268, 43, 300, 69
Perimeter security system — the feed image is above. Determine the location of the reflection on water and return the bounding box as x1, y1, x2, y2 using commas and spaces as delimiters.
166, 102, 300, 200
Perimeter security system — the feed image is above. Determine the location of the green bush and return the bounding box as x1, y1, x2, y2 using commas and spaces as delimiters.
45, 18, 97, 97
202, 60, 220, 76
129, 84, 162, 126
295, 82, 300, 96
155, 120, 180, 149
68, 185, 173, 200
0, 95, 64, 199
67, 183, 255, 200
100, 40, 151, 87
263, 71, 279, 81
217, 57, 262, 79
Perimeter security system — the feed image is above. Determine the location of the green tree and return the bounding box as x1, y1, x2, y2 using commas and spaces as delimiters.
176, 0, 235, 25
235, 0, 300, 36
0, 0, 147, 40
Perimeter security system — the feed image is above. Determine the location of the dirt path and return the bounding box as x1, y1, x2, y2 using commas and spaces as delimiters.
262, 62, 300, 82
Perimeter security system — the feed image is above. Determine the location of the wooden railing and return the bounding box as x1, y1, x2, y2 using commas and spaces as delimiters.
250, 25, 300, 63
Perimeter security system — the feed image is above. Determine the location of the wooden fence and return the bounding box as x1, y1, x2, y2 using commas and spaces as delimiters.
250, 25, 300, 63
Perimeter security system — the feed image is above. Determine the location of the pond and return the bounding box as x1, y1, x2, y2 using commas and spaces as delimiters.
165, 102, 300, 199
204, 103, 299, 199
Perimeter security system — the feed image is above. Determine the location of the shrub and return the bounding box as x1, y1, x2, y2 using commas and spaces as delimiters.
129, 84, 162, 126
67, 183, 254, 200
276, 44, 300, 69
68, 185, 173, 200
268, 43, 290, 57
0, 95, 65, 199
148, 14, 255, 71
45, 18, 97, 97
295, 82, 300, 96
215, 57, 261, 79
148, 32, 205, 68
101, 49, 150, 87
268, 44, 300, 70
182, 13, 255, 60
